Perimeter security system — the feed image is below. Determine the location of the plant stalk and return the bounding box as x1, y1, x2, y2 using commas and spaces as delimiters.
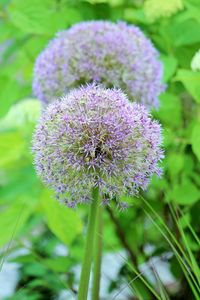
77, 187, 99, 300
91, 204, 103, 300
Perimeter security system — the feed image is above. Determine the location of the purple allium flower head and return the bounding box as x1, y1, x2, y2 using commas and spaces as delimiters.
32, 85, 164, 207
33, 21, 165, 108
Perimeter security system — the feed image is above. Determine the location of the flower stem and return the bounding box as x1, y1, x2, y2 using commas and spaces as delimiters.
77, 187, 99, 300
91, 204, 103, 300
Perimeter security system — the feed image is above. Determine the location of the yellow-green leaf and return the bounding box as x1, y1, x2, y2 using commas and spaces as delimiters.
175, 69, 200, 103
41, 190, 83, 245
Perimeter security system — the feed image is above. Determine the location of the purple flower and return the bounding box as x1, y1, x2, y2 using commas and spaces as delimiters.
32, 85, 163, 207
33, 21, 165, 108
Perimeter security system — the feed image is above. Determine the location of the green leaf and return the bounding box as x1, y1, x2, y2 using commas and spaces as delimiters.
0, 165, 41, 208
5, 289, 40, 300
174, 44, 198, 68
0, 200, 34, 247
0, 131, 25, 167
191, 122, 200, 161
41, 190, 83, 245
183, 155, 194, 175
171, 178, 200, 205
23, 262, 47, 277
0, 22, 19, 43
167, 153, 184, 179
124, 8, 148, 24
10, 254, 36, 264
178, 213, 191, 229
160, 55, 178, 81
8, 0, 52, 35
183, 0, 200, 23
175, 69, 200, 102
58, 7, 82, 27
8, 0, 82, 35
10, 253, 73, 273
0, 76, 22, 118
172, 19, 200, 47
155, 93, 182, 127
43, 256, 74, 272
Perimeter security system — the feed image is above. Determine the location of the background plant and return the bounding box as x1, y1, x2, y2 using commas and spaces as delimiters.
0, 0, 200, 299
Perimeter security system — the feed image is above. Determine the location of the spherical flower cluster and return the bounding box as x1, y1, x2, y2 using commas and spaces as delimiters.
32, 85, 163, 208
33, 21, 165, 108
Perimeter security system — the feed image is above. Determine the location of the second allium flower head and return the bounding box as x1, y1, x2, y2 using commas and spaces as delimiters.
32, 85, 163, 208
33, 21, 165, 108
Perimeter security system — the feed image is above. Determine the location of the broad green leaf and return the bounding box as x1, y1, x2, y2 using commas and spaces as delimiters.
8, 0, 52, 35
0, 165, 41, 204
124, 8, 148, 24
160, 55, 178, 81
22, 36, 49, 58
5, 289, 40, 300
162, 128, 176, 147
156, 22, 174, 52
191, 173, 200, 191
43, 257, 73, 272
23, 262, 47, 277
8, 0, 82, 35
172, 19, 200, 47
0, 76, 22, 117
166, 154, 193, 180
171, 178, 200, 205
58, 7, 82, 27
191, 122, 200, 161
182, 0, 200, 23
178, 213, 191, 229
0, 22, 19, 43
158, 19, 200, 52
10, 249, 73, 273
155, 93, 182, 127
183, 155, 194, 175
10, 254, 37, 264
0, 200, 34, 247
0, 132, 25, 167
41, 190, 83, 245
175, 69, 200, 103
0, 0, 9, 7
167, 153, 184, 179
89, 0, 123, 5
173, 44, 198, 68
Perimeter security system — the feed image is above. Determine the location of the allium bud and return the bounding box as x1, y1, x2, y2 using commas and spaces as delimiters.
32, 85, 163, 207
33, 21, 165, 108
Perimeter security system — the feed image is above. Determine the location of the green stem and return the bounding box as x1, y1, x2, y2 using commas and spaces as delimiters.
91, 204, 103, 300
77, 187, 99, 300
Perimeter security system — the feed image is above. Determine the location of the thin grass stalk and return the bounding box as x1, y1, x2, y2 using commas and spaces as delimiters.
143, 207, 200, 298
168, 203, 200, 284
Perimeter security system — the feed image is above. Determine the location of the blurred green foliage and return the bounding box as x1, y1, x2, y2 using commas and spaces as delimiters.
0, 0, 200, 299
